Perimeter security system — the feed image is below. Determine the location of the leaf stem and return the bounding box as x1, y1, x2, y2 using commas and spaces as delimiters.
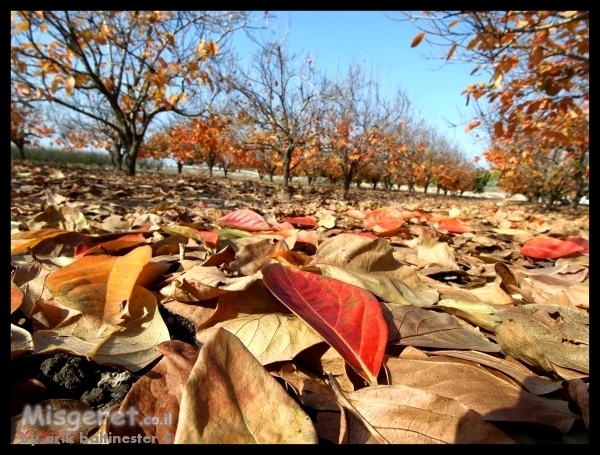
325, 371, 389, 444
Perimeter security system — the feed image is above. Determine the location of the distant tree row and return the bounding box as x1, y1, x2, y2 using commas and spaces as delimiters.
12, 11, 587, 205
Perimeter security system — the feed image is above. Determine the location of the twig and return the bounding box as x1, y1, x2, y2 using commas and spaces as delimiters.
179, 242, 186, 262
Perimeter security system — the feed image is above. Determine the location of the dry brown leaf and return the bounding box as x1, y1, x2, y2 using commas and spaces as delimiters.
567, 379, 589, 431
108, 341, 199, 443
385, 357, 575, 434
28, 205, 91, 232
174, 327, 318, 443
428, 350, 562, 395
160, 265, 258, 302
417, 238, 460, 270
384, 304, 500, 352
230, 237, 287, 275
496, 304, 589, 375
34, 285, 170, 371
11, 323, 33, 360
343, 385, 515, 443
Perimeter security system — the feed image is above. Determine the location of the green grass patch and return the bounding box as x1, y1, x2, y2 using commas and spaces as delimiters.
11, 146, 113, 167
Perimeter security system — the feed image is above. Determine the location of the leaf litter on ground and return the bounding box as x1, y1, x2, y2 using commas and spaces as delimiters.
10, 161, 589, 444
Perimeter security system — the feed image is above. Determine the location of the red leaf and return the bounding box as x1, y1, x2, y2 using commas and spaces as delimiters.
521, 236, 586, 259
437, 217, 473, 233
566, 237, 589, 254
269, 221, 296, 231
364, 207, 404, 231
279, 216, 318, 228
261, 263, 388, 386
194, 230, 219, 248
217, 209, 272, 232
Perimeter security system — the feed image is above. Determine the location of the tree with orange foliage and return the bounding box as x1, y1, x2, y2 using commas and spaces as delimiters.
11, 99, 54, 159
402, 11, 589, 206
222, 36, 327, 193
318, 64, 412, 196
11, 11, 266, 176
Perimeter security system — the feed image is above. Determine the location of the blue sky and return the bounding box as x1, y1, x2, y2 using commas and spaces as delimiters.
25, 11, 491, 165
230, 11, 489, 163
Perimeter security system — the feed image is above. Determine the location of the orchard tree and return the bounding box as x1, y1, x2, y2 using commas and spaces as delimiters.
223, 35, 328, 194
10, 98, 54, 159
11, 11, 267, 176
400, 11, 588, 140
399, 11, 589, 205
319, 64, 413, 196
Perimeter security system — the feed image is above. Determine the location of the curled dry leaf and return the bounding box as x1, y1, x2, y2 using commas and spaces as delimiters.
160, 265, 258, 302
34, 285, 170, 371
175, 327, 318, 443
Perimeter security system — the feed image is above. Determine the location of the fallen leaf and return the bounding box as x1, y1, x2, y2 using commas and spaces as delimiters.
11, 282, 24, 314
28, 205, 91, 232
521, 236, 585, 259
417, 238, 460, 270
364, 207, 404, 231
262, 263, 388, 386
343, 385, 515, 443
11, 323, 33, 360
385, 357, 575, 434
217, 208, 272, 232
174, 327, 318, 443
108, 341, 199, 442
384, 304, 500, 352
428, 350, 563, 395
280, 216, 318, 228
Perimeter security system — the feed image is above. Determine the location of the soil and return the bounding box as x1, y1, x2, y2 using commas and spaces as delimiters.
10, 305, 198, 417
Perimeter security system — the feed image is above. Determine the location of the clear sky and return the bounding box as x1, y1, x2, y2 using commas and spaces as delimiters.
230, 11, 489, 163
24, 11, 491, 165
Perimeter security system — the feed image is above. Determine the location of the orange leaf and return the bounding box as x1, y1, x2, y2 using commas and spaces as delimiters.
364, 207, 404, 232
465, 120, 481, 133
411, 32, 426, 48
446, 43, 458, 60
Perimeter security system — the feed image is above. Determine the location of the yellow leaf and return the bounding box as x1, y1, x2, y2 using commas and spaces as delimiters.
410, 32, 426, 48
494, 73, 503, 89
66, 76, 76, 90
